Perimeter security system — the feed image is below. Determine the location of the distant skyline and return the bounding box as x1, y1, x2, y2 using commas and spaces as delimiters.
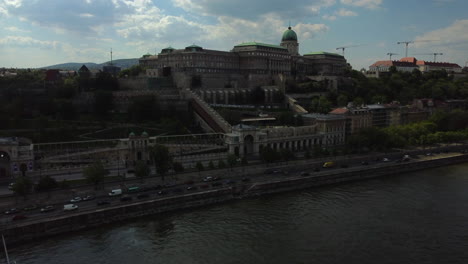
0, 0, 467, 70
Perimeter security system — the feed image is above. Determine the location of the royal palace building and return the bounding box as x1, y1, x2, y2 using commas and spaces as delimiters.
140, 26, 348, 81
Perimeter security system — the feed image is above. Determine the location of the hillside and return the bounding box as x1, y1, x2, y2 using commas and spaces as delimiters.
41, 58, 139, 71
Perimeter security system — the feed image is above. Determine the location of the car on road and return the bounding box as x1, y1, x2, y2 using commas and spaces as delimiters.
137, 193, 150, 199
8, 183, 15, 190
83, 195, 95, 201
361, 161, 369, 165
12, 214, 28, 221
382, 158, 390, 162
184, 180, 194, 185
200, 184, 209, 189
172, 188, 183, 193
212, 182, 222, 187
224, 180, 235, 185
186, 186, 197, 191
40, 205, 55, 212
313, 167, 321, 172
63, 204, 78, 211
203, 176, 213, 182
4, 208, 19, 215
157, 190, 167, 195
69, 197, 82, 203
120, 195, 132, 202
127, 186, 140, 193
108, 189, 122, 196
96, 200, 110, 206
241, 177, 251, 182
322, 161, 335, 168
263, 169, 282, 174
340, 164, 349, 168
300, 172, 310, 176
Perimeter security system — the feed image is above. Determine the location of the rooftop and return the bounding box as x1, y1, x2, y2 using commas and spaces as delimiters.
234, 42, 287, 50
304, 52, 344, 58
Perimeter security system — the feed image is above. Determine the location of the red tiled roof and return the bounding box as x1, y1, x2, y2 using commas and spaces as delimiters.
416, 60, 461, 68
400, 57, 417, 63
329, 108, 349, 115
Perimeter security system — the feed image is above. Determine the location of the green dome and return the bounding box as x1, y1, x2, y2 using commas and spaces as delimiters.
282, 27, 297, 41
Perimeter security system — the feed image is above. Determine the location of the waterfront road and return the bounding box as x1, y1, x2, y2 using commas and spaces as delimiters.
0, 148, 464, 228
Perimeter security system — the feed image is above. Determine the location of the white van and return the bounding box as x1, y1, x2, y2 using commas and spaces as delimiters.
108, 189, 122, 196
63, 204, 78, 211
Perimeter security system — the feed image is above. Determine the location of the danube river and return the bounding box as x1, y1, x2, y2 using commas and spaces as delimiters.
9, 163, 468, 264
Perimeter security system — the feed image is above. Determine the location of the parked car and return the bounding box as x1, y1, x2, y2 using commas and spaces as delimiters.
186, 186, 197, 191
83, 195, 95, 201
63, 204, 78, 211
8, 183, 15, 190
96, 200, 111, 206
4, 208, 19, 215
108, 189, 122, 196
224, 179, 235, 185
69, 197, 82, 203
157, 190, 168, 195
12, 214, 28, 221
203, 176, 213, 182
40, 205, 55, 212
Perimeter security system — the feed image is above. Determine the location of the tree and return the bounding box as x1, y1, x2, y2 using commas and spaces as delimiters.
217, 159, 226, 169
84, 161, 108, 189
94, 90, 113, 117
280, 148, 295, 163
173, 162, 184, 174
227, 154, 238, 170
135, 161, 150, 183
13, 176, 33, 199
208, 160, 215, 170
35, 176, 58, 195
260, 146, 279, 164
195, 161, 204, 175
150, 144, 172, 181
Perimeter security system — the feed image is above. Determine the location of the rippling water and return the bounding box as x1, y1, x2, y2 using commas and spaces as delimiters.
8, 164, 468, 264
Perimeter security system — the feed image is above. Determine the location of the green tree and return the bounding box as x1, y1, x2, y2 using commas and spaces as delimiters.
84, 161, 108, 189
94, 90, 113, 117
260, 146, 279, 164
135, 161, 150, 183
173, 161, 184, 174
13, 176, 33, 199
150, 144, 172, 181
195, 161, 204, 175
280, 148, 295, 163
227, 154, 238, 170
35, 176, 58, 194
337, 94, 348, 107
208, 160, 215, 170
217, 159, 226, 169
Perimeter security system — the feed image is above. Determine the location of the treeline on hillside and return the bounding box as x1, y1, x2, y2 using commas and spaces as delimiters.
0, 69, 189, 141
287, 69, 468, 112
347, 110, 468, 152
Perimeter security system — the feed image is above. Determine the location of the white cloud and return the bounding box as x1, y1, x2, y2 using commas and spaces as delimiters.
79, 13, 94, 18
322, 14, 337, 21
336, 8, 358, 16
414, 20, 468, 64
0, 35, 60, 49
3, 0, 23, 8
340, 0, 382, 9
4, 26, 30, 32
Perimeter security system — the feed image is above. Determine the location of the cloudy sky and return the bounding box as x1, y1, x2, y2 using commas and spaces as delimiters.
0, 0, 467, 69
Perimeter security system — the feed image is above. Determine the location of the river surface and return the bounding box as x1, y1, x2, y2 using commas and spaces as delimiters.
7, 163, 468, 264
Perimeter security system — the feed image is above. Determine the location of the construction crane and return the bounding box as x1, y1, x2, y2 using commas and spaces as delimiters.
397, 41, 413, 57
387, 53, 399, 60
414, 53, 443, 62
397, 40, 435, 57
336, 44, 361, 56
